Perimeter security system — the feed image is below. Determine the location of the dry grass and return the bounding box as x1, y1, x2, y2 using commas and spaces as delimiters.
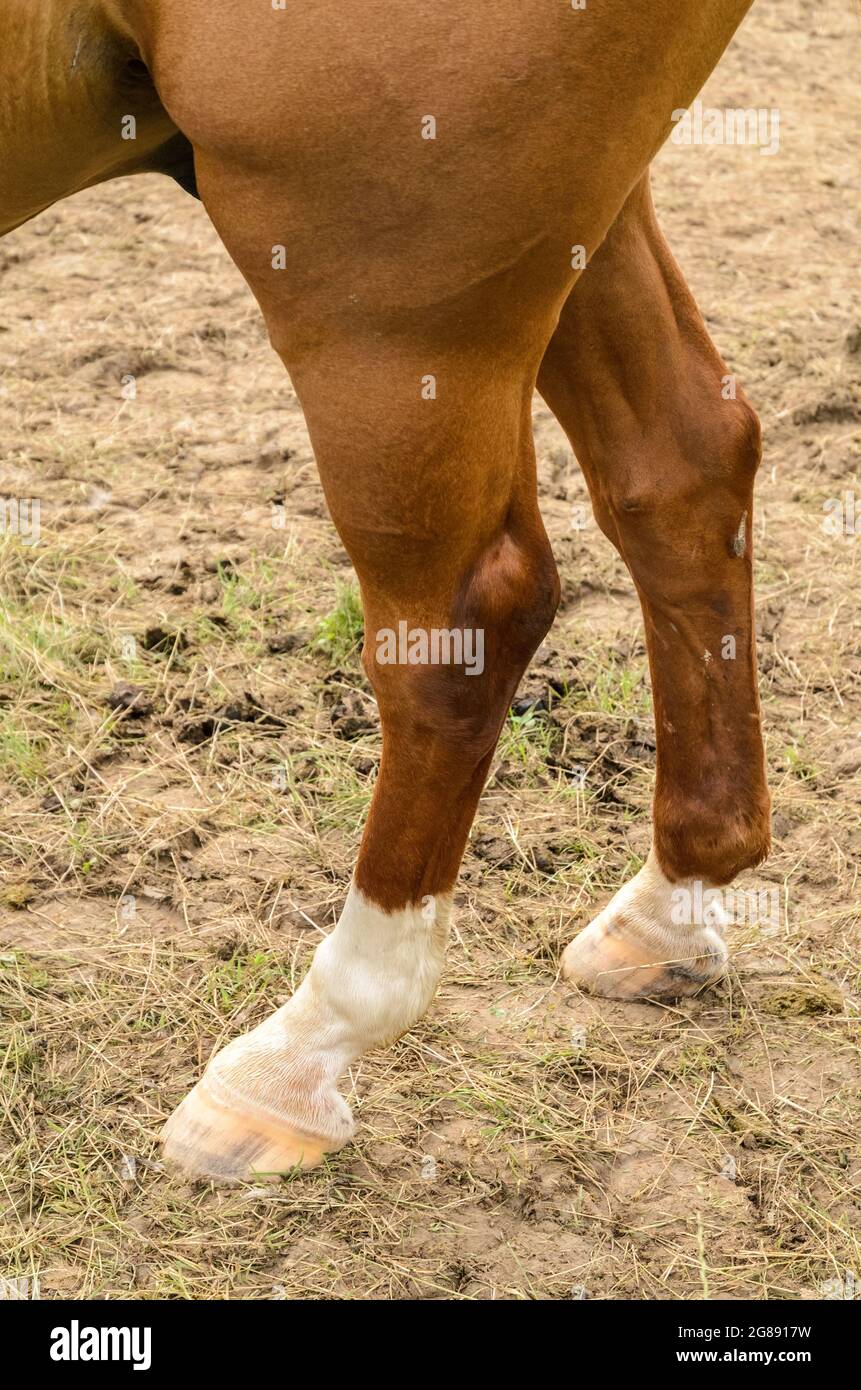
1, 0, 860, 1299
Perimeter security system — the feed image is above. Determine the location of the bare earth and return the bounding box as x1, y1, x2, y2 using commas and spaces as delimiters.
1, 0, 859, 1300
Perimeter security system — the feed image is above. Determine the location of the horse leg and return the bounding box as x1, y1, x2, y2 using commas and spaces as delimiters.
538, 172, 770, 1001
148, 0, 763, 1171
163, 327, 560, 1179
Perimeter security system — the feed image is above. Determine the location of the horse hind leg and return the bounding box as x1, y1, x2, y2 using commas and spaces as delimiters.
538, 172, 770, 1002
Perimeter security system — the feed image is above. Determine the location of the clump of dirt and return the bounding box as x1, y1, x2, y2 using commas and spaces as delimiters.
106, 681, 153, 717
0, 882, 39, 910
759, 981, 845, 1019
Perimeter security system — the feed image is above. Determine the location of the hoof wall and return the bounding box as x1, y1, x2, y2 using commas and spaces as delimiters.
562, 920, 728, 1002
161, 1079, 339, 1182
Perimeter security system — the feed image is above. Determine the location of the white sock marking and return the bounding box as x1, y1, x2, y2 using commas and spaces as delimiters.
202, 885, 452, 1141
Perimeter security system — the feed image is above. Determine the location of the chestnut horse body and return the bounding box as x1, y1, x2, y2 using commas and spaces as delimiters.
1, 0, 772, 1179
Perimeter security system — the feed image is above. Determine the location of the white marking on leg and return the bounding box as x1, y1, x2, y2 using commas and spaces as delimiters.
562, 849, 729, 997
201, 885, 452, 1142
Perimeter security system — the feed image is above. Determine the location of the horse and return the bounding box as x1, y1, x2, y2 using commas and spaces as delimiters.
1, 0, 772, 1180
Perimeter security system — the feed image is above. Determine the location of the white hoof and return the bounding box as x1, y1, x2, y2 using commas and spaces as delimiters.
562, 850, 729, 1001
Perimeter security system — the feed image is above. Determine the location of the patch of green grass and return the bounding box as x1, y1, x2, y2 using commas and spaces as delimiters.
499, 708, 554, 766
67, 820, 102, 875
208, 554, 299, 649
0, 608, 103, 680
1, 952, 51, 993
667, 1041, 725, 1079
784, 742, 819, 782
1, 1025, 43, 1076
218, 560, 271, 616
0, 719, 51, 787
585, 660, 651, 718
129, 1008, 171, 1034
206, 948, 293, 1017
312, 582, 364, 665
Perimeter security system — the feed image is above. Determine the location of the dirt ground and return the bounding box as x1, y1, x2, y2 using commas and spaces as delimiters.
1, 0, 859, 1301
